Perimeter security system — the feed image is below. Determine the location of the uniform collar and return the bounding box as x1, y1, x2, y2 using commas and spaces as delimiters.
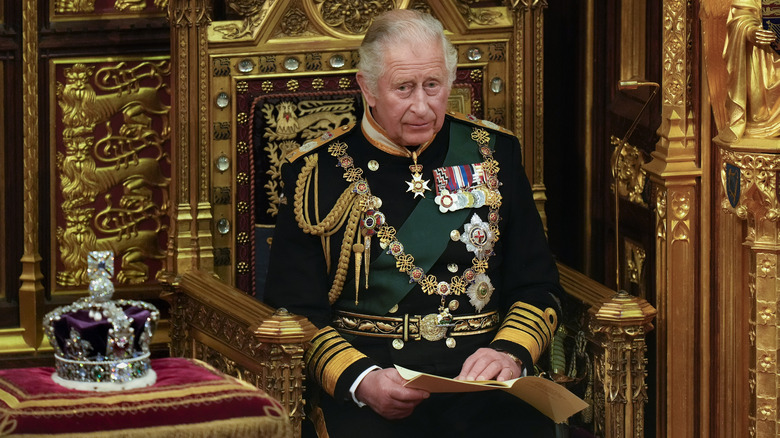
360, 104, 434, 158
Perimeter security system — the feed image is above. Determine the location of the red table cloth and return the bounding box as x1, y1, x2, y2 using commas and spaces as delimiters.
0, 357, 291, 437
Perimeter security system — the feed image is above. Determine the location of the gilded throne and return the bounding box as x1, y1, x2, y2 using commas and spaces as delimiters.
161, 1, 655, 437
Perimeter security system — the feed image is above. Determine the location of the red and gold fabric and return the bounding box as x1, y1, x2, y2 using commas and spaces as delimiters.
0, 358, 291, 437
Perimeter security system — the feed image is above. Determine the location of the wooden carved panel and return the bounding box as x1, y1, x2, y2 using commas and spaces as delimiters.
50, 58, 171, 292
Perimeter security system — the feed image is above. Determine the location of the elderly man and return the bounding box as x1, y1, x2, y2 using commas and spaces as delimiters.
265, 9, 562, 437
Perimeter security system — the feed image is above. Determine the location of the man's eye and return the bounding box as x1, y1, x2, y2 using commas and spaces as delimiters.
398, 85, 409, 92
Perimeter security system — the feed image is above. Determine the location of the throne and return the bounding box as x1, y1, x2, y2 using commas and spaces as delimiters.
162, 2, 655, 437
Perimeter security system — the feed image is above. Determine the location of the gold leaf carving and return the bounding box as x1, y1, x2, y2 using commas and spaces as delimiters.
610, 136, 648, 207
213, 1, 267, 39
456, 2, 504, 26
55, 0, 96, 13
624, 239, 646, 289
281, 5, 309, 36
314, 0, 394, 35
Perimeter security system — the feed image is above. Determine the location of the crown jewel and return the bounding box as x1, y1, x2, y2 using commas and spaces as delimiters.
44, 251, 159, 391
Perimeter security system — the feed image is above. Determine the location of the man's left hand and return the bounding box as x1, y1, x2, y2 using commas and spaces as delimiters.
455, 347, 522, 382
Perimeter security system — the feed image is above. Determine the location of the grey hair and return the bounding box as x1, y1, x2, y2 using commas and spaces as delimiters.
358, 9, 458, 96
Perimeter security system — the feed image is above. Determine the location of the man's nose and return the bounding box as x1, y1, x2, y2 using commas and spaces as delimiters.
410, 86, 427, 113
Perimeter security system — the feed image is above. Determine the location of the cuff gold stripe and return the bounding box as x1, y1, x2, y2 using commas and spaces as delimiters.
515, 302, 557, 330
307, 330, 349, 379
503, 312, 552, 345
493, 329, 543, 362
507, 303, 556, 335
306, 328, 343, 366
319, 347, 366, 396
305, 327, 367, 396
499, 320, 545, 349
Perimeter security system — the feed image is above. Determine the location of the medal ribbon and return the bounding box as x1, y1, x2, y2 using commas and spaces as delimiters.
337, 121, 495, 315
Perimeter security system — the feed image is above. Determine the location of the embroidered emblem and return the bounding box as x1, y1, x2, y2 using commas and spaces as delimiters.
460, 213, 495, 259
467, 273, 494, 312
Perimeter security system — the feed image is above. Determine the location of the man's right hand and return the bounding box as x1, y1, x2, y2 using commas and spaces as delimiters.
354, 368, 430, 419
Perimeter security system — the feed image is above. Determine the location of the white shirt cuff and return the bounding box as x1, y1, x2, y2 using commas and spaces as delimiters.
349, 365, 381, 407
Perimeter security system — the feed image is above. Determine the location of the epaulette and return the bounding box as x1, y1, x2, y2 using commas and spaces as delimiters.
285, 123, 356, 163
447, 111, 515, 136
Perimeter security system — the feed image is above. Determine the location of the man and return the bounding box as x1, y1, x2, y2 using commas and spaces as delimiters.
265, 9, 562, 436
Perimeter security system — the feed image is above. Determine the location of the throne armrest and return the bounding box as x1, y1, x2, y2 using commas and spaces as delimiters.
160, 270, 316, 437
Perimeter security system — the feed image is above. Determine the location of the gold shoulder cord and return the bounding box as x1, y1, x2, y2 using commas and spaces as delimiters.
293, 154, 363, 304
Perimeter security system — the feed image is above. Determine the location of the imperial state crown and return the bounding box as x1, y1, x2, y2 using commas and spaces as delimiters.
43, 251, 160, 391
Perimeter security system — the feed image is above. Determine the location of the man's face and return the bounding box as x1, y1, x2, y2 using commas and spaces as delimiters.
358, 42, 450, 147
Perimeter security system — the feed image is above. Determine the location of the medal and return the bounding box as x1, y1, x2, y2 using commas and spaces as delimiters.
466, 273, 494, 312
405, 151, 431, 198
460, 213, 496, 259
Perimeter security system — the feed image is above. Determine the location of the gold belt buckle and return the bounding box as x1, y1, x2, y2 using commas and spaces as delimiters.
419, 314, 447, 341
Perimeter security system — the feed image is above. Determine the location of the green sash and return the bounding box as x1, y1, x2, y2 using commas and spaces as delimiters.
337, 121, 495, 315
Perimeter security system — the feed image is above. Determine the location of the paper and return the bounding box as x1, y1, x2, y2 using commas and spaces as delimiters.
395, 365, 589, 424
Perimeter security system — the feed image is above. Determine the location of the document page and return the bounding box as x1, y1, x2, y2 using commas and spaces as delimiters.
395, 365, 589, 423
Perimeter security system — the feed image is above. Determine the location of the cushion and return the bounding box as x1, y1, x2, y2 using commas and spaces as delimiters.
0, 357, 291, 437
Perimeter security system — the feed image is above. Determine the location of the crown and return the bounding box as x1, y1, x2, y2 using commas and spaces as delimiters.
43, 251, 160, 391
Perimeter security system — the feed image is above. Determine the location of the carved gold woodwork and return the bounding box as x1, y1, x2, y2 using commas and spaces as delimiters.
51, 59, 171, 290
642, 0, 701, 437
718, 139, 780, 438
610, 136, 648, 207
554, 265, 658, 437
161, 270, 316, 438
51, 0, 167, 19
509, 1, 547, 228
623, 238, 646, 294
19, 0, 45, 349
589, 291, 656, 438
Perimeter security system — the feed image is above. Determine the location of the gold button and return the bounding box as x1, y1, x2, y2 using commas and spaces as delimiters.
450, 230, 461, 241
448, 300, 459, 311
446, 337, 456, 348
447, 263, 458, 273
392, 339, 404, 350
368, 160, 379, 171
389, 304, 399, 314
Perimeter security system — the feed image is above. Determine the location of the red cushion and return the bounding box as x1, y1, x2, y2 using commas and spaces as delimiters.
0, 357, 291, 437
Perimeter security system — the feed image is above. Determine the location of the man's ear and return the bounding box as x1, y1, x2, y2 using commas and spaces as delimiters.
356, 72, 377, 108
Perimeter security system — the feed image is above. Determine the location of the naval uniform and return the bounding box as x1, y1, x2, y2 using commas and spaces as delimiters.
265, 109, 563, 437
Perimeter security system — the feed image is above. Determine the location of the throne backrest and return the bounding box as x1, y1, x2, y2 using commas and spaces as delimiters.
203, 2, 520, 296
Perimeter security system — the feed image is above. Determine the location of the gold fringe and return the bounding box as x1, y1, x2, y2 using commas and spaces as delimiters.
14, 416, 293, 438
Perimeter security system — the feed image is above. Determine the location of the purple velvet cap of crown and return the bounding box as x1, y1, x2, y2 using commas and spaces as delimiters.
51, 305, 152, 358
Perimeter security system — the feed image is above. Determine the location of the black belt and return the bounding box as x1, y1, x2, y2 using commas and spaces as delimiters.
333, 309, 499, 342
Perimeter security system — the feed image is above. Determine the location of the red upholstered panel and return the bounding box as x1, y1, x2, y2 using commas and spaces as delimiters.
0, 358, 291, 437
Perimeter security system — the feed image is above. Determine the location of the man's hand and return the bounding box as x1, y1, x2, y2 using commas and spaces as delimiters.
354, 368, 430, 419
456, 347, 522, 382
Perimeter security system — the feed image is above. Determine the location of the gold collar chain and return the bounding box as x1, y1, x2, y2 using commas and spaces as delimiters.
326, 127, 503, 318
